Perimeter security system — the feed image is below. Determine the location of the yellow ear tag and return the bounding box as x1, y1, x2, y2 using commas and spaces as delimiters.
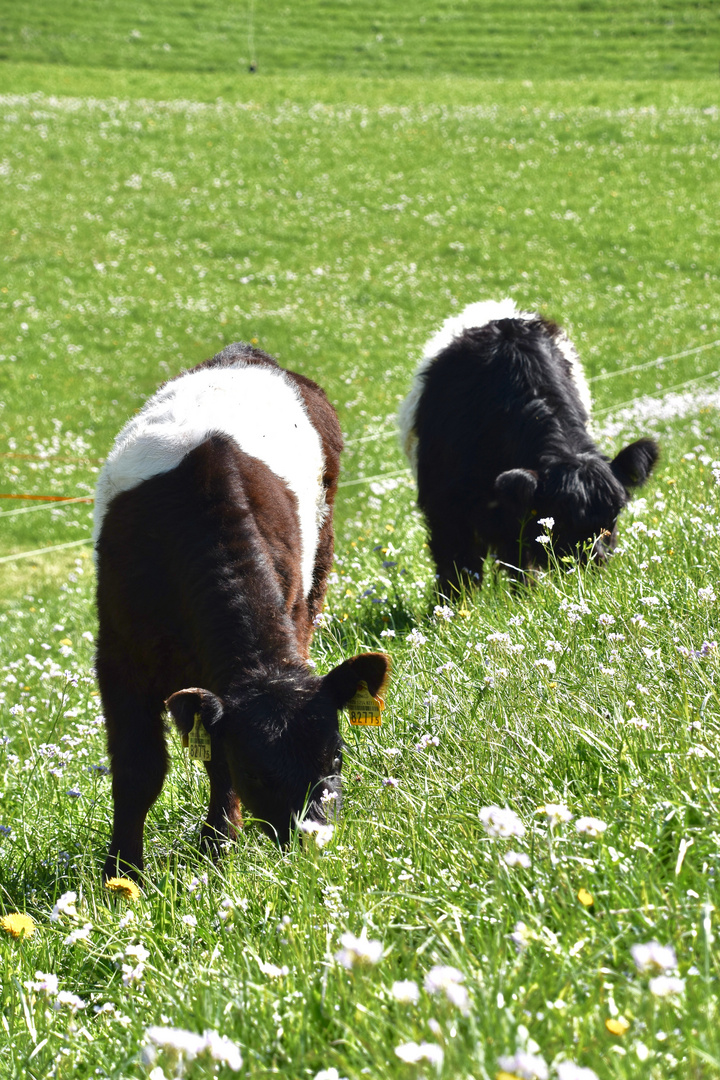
186, 712, 212, 761
347, 680, 384, 727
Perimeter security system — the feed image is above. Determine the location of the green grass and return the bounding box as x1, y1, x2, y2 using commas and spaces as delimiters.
1, 2, 720, 1078
1, 0, 719, 78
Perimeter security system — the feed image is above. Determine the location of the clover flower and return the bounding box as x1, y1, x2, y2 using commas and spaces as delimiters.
416, 733, 440, 750
539, 803, 573, 826
258, 959, 290, 978
53, 991, 86, 1012
648, 975, 685, 998
480, 805, 526, 838
631, 941, 677, 974
555, 1064, 600, 1080
391, 979, 420, 1003
64, 923, 92, 945
497, 1050, 549, 1079
503, 850, 531, 868
26, 971, 58, 995
335, 930, 383, 969
424, 965, 468, 1011
50, 890, 77, 921
144, 1026, 243, 1071
575, 817, 607, 837
298, 819, 335, 848
395, 1041, 444, 1066
1, 912, 36, 939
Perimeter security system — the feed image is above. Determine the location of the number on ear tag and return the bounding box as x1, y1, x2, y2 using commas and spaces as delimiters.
347, 680, 384, 727
186, 713, 212, 761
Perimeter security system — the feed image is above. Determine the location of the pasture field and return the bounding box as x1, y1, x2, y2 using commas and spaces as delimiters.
0, 0, 719, 80
1, 3, 720, 1078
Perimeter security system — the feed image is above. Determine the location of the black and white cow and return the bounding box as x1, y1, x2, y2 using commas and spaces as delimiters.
94, 342, 389, 878
398, 300, 658, 591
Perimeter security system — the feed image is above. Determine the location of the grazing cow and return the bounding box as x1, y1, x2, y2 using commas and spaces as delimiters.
94, 342, 389, 878
398, 299, 659, 591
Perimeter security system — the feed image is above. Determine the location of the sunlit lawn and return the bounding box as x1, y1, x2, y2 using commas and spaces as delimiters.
1, 14, 720, 1080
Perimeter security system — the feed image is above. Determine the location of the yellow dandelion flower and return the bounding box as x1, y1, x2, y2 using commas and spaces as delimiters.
606, 1016, 631, 1036
496, 1072, 523, 1080
577, 887, 594, 907
0, 912, 36, 939
105, 876, 141, 901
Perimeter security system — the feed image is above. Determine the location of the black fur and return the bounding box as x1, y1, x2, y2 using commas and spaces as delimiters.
409, 314, 659, 590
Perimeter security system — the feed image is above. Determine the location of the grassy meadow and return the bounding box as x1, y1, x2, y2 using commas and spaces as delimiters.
1, 2, 720, 1078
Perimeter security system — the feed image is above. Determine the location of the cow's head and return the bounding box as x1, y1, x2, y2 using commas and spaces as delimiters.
493, 437, 659, 571
167, 652, 389, 845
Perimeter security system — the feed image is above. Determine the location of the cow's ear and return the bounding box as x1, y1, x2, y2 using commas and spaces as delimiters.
494, 468, 538, 514
165, 687, 224, 734
322, 652, 391, 709
610, 438, 659, 490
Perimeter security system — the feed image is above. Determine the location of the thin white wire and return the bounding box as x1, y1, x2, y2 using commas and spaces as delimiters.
0, 537, 92, 565
587, 338, 720, 383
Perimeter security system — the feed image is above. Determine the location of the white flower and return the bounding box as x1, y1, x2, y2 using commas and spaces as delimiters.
26, 972, 58, 996
538, 517, 555, 530
534, 658, 556, 674
53, 991, 86, 1012
391, 979, 420, 1003
503, 850, 531, 868
510, 921, 532, 950
335, 930, 383, 969
480, 805, 526, 838
395, 1041, 444, 1066
380, 628, 396, 638
433, 604, 454, 621
497, 1051, 549, 1079
416, 733, 440, 750
181, 914, 197, 928
50, 890, 78, 921
203, 1030, 243, 1070
122, 963, 145, 985
631, 941, 678, 974
424, 965, 469, 1011
556, 1064, 600, 1080
648, 974, 685, 998
298, 819, 335, 848
258, 959, 290, 978
407, 628, 427, 647
125, 942, 150, 962
698, 585, 716, 603
574, 817, 607, 837
383, 777, 400, 789
149, 1069, 168, 1080
540, 803, 573, 826
536, 534, 551, 545
119, 910, 135, 928
321, 787, 339, 805
145, 1026, 206, 1058
144, 1026, 243, 1070
598, 613, 615, 626
64, 922, 92, 945
314, 1069, 348, 1080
